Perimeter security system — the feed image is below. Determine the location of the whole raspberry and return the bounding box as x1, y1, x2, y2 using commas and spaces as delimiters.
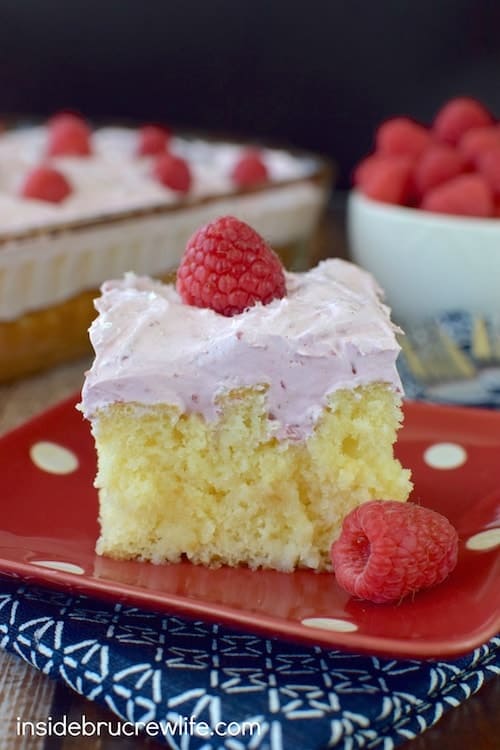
176, 216, 286, 316
355, 155, 414, 205
231, 149, 269, 188
433, 97, 493, 146
353, 154, 380, 187
20, 165, 72, 203
153, 152, 191, 193
413, 144, 465, 198
331, 501, 459, 604
46, 113, 92, 156
136, 124, 172, 156
421, 173, 494, 217
375, 117, 432, 159
458, 126, 500, 167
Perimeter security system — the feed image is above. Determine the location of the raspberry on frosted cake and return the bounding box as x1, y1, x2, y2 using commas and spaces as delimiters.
80, 217, 412, 572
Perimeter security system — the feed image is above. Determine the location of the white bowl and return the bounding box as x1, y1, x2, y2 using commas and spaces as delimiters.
347, 190, 500, 324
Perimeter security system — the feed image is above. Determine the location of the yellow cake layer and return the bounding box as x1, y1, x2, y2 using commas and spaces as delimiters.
91, 383, 412, 571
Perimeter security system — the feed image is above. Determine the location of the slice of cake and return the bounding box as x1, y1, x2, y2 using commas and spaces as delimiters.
80, 217, 412, 571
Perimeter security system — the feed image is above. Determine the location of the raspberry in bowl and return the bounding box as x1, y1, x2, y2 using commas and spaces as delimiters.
347, 96, 500, 325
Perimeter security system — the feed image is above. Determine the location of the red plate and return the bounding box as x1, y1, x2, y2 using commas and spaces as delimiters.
1, 395, 499, 659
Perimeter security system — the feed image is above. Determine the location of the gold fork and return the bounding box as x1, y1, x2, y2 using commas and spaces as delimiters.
399, 323, 476, 385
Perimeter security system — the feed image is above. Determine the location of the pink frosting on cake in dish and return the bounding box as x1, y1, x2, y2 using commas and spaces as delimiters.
0, 127, 318, 233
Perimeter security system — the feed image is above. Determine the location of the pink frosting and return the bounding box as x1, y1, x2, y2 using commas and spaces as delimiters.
80, 259, 403, 440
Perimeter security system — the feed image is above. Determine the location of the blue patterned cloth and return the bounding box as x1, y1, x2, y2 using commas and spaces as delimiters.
397, 311, 500, 409
0, 579, 498, 749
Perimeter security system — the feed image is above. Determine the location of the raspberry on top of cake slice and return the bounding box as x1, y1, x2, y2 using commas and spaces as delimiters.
81, 216, 405, 442
80, 216, 412, 572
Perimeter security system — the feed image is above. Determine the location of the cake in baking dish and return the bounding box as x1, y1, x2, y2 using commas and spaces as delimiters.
0, 114, 331, 382
80, 216, 412, 572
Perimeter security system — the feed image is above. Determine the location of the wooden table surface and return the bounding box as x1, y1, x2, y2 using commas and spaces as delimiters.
0, 206, 498, 749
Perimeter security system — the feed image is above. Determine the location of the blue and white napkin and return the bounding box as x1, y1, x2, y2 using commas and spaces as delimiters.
0, 579, 498, 750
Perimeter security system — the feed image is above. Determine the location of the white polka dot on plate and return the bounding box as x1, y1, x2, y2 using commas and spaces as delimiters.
424, 442, 467, 470
301, 617, 358, 633
30, 441, 79, 475
31, 560, 85, 575
466, 529, 500, 551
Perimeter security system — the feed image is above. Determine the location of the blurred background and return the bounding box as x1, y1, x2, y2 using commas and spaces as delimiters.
2, 0, 500, 188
